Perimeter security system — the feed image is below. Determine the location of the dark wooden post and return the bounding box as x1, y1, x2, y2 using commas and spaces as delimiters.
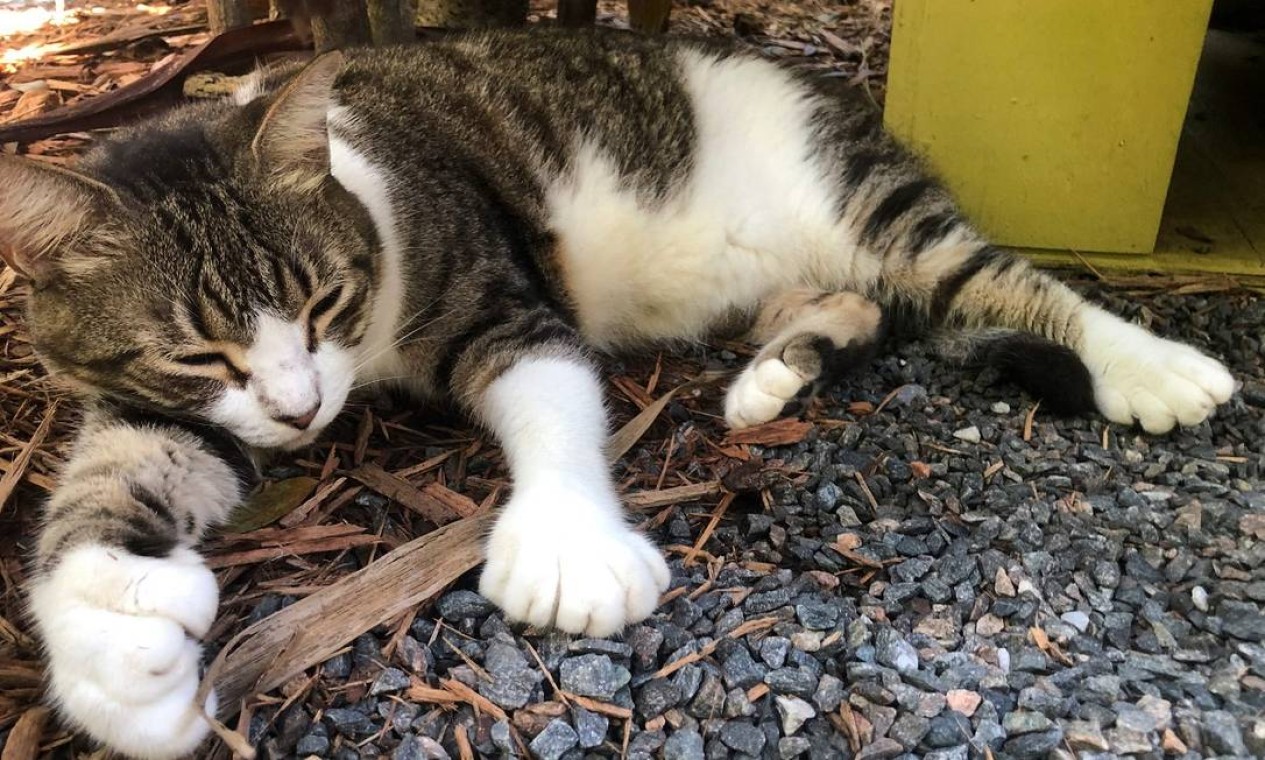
556, 0, 597, 27
628, 0, 670, 33
310, 1, 373, 51
368, 0, 417, 45
207, 0, 253, 33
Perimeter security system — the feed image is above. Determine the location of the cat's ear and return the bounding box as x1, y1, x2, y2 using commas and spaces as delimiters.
0, 156, 120, 284
251, 50, 345, 194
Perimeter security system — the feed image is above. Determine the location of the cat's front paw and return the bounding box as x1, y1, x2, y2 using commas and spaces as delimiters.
28, 544, 219, 760
479, 490, 671, 637
1081, 309, 1236, 433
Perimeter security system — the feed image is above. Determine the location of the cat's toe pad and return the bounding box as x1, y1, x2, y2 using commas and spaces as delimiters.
480, 494, 670, 637
1083, 315, 1235, 433
724, 358, 814, 429
28, 544, 218, 760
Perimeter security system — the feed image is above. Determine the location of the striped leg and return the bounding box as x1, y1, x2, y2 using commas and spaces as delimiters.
859, 186, 1235, 431
29, 403, 253, 759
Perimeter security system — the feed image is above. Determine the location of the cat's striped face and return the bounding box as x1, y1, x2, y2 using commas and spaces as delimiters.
23, 174, 378, 450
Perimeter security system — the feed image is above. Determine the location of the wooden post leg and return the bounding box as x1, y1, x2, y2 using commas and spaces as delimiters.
628, 0, 670, 33
207, 0, 254, 33
368, 0, 417, 45
557, 0, 597, 27
309, 1, 373, 51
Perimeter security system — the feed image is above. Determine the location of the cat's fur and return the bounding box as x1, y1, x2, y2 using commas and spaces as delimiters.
0, 30, 1235, 758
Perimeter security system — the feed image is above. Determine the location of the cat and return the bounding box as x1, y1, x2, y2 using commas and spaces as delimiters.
0, 29, 1235, 759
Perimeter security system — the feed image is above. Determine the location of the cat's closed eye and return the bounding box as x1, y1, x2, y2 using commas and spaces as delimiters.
174, 351, 249, 384
305, 286, 345, 350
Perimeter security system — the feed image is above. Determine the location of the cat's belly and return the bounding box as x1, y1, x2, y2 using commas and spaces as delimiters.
547, 49, 873, 350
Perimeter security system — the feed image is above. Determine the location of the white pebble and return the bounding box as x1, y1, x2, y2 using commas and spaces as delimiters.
953, 426, 982, 444
991, 402, 1011, 414
1191, 586, 1209, 612
997, 647, 1011, 673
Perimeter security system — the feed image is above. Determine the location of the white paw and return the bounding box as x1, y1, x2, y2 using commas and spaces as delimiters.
479, 486, 671, 637
28, 544, 219, 760
1081, 308, 1236, 433
724, 358, 814, 429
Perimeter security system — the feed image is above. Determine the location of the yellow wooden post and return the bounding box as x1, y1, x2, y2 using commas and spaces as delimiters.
884, 0, 1213, 254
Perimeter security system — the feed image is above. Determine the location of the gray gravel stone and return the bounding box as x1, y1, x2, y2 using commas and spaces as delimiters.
876, 627, 919, 674
1002, 728, 1064, 758
1202, 710, 1248, 756
636, 678, 682, 719
570, 706, 607, 749
889, 712, 930, 750
722, 646, 766, 689
764, 667, 818, 699
435, 590, 495, 620
296, 730, 330, 755
855, 737, 903, 760
529, 720, 578, 760
1220, 601, 1265, 642
480, 640, 541, 710
719, 722, 766, 755
369, 667, 411, 696
663, 729, 705, 760
392, 736, 449, 760
559, 654, 630, 700
323, 708, 372, 737
923, 711, 972, 748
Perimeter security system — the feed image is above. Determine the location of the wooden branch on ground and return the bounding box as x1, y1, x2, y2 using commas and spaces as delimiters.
0, 20, 306, 145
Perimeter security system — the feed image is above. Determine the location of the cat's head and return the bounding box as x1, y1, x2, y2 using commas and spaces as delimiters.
0, 53, 372, 449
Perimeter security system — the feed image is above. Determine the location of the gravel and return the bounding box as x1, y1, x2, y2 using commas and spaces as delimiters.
250, 282, 1263, 758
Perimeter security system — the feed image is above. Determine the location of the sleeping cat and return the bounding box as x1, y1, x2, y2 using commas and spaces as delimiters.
0, 30, 1235, 759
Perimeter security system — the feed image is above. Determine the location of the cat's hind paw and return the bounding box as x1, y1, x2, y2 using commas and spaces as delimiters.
28, 544, 219, 760
479, 490, 671, 637
1081, 309, 1236, 433
724, 356, 816, 429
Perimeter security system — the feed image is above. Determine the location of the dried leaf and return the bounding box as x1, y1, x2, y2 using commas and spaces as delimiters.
224, 477, 319, 533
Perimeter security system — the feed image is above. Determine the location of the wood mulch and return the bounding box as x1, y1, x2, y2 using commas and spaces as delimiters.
0, 1, 893, 756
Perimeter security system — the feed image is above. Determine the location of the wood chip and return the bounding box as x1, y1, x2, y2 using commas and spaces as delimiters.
0, 400, 56, 512
1023, 402, 1040, 442
1, 706, 48, 760
350, 463, 464, 525
682, 491, 734, 566
8, 89, 60, 121
722, 418, 813, 446
560, 691, 633, 719
204, 513, 492, 709
625, 481, 724, 509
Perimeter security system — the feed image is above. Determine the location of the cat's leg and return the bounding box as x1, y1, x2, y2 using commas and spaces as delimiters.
27, 403, 251, 759
868, 220, 1235, 433
725, 288, 884, 428
437, 318, 670, 636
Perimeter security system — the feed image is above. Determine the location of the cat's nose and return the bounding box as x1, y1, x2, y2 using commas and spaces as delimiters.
276, 402, 321, 431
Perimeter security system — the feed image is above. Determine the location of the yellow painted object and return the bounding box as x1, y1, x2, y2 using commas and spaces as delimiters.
884, 0, 1214, 254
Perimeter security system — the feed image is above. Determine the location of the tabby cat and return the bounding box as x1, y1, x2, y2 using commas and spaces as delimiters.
0, 30, 1235, 758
